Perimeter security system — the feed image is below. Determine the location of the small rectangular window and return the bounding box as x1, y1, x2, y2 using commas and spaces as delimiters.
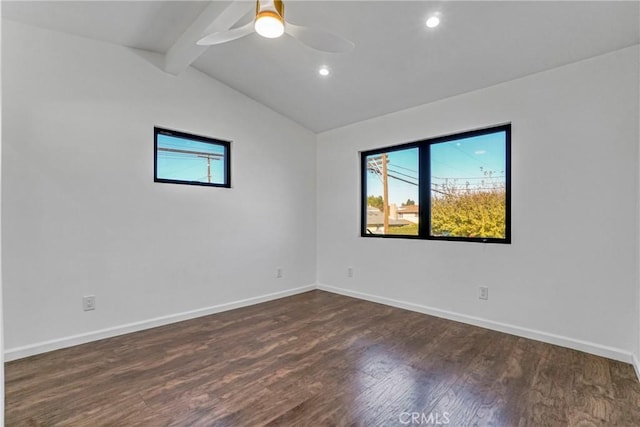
361, 124, 511, 243
154, 127, 230, 187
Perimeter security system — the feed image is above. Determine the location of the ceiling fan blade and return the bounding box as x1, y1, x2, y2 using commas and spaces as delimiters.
197, 22, 254, 46
285, 22, 354, 53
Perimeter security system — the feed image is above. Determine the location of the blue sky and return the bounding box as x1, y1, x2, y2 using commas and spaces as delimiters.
156, 134, 226, 183
366, 131, 506, 205
366, 148, 419, 206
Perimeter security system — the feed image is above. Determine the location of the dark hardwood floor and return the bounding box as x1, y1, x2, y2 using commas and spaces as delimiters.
6, 290, 640, 426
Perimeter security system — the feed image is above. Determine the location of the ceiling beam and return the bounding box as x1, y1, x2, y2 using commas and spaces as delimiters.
163, 0, 253, 76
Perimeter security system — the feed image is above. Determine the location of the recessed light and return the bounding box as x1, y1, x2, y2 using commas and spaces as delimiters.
426, 15, 440, 28
318, 66, 330, 77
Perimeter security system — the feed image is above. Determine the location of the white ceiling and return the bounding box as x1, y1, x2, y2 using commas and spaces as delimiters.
3, 1, 639, 133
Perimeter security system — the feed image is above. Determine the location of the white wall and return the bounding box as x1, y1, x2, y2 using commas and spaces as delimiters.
2, 18, 639, 375
2, 20, 317, 358
637, 6, 640, 381
317, 45, 640, 362
0, 6, 5, 424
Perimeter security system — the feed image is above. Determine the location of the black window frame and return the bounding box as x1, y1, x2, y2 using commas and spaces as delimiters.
360, 124, 511, 244
154, 127, 231, 188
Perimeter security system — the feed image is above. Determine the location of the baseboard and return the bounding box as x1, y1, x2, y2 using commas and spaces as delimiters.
6, 282, 636, 369
5, 284, 316, 362
317, 283, 635, 364
633, 354, 640, 382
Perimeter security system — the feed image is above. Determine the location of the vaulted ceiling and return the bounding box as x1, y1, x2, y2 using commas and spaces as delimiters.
3, 1, 639, 132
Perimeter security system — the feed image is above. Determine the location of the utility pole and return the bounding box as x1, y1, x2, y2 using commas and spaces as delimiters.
382, 153, 389, 234
197, 155, 212, 183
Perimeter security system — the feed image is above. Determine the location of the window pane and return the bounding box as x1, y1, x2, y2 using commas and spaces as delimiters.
365, 148, 419, 235
156, 131, 228, 186
430, 131, 507, 239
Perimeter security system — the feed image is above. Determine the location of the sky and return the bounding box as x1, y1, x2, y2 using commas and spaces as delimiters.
366, 130, 507, 205
156, 133, 226, 184
366, 148, 419, 206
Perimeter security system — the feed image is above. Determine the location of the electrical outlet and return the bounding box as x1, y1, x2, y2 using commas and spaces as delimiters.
276, 268, 283, 278
479, 286, 489, 300
347, 267, 353, 278
83, 295, 96, 311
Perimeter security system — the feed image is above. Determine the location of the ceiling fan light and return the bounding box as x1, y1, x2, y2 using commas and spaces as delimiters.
255, 11, 285, 38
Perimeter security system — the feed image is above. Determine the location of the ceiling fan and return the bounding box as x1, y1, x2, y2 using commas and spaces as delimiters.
196, 0, 354, 53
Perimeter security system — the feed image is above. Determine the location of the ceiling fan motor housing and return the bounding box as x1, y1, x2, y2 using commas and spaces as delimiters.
257, 0, 285, 23
257, 0, 284, 17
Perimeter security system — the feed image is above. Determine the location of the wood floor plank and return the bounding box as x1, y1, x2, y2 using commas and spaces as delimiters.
6, 290, 640, 426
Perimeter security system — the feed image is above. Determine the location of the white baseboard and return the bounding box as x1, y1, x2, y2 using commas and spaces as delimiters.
6, 282, 637, 371
633, 354, 640, 382
5, 284, 315, 362
317, 283, 635, 364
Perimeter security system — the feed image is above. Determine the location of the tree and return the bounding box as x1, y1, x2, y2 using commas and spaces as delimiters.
402, 199, 416, 206
367, 195, 384, 210
431, 182, 506, 238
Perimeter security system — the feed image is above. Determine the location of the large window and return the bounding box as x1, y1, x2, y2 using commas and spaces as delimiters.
361, 124, 511, 243
154, 127, 230, 188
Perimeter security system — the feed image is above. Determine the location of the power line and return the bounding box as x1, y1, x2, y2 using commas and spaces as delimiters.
452, 144, 492, 168
386, 168, 418, 181
369, 168, 418, 186
432, 175, 504, 180
388, 163, 417, 173
159, 144, 223, 154
158, 147, 223, 158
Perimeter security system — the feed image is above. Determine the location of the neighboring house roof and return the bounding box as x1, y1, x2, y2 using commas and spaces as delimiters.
398, 205, 419, 214
366, 208, 410, 226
